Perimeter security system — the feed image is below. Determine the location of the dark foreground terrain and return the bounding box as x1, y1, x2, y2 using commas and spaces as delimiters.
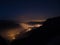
0, 16, 60, 45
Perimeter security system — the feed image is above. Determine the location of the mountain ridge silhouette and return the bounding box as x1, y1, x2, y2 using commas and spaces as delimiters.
11, 16, 60, 45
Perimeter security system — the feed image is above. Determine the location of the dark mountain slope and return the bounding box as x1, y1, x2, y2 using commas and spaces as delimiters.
11, 16, 60, 45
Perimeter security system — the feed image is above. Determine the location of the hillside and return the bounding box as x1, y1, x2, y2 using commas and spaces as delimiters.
11, 16, 60, 45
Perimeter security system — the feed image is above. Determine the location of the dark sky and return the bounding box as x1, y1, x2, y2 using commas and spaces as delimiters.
0, 0, 60, 21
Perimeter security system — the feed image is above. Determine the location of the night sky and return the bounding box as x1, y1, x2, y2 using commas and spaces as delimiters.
0, 0, 60, 22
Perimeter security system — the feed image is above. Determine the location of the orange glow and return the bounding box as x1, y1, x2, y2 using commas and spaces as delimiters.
0, 20, 43, 41
20, 23, 34, 31
7, 29, 20, 41
30, 20, 45, 22
20, 23, 42, 32
1, 28, 20, 41
34, 24, 42, 27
